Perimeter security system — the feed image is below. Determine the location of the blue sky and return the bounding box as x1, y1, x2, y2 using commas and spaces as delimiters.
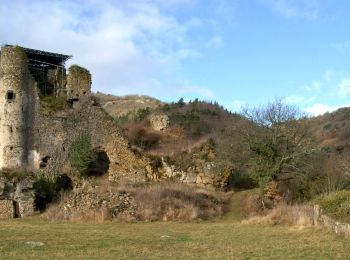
1, 0, 350, 115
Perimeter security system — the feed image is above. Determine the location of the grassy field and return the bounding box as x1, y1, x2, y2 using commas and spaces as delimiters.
1, 192, 350, 259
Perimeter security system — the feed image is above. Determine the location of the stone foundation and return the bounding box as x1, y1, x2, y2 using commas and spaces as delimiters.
0, 200, 14, 219
0, 176, 35, 219
314, 205, 350, 236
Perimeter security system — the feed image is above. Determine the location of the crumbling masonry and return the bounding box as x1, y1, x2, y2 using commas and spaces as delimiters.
0, 45, 147, 219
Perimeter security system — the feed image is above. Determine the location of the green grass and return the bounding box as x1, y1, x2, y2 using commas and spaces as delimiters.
1, 192, 350, 259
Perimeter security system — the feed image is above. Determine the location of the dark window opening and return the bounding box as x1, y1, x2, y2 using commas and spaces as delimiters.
8, 126, 13, 134
83, 91, 86, 95
68, 98, 79, 107
86, 149, 110, 176
9, 146, 13, 151
13, 200, 20, 218
70, 90, 74, 93
39, 156, 51, 168
6, 91, 15, 101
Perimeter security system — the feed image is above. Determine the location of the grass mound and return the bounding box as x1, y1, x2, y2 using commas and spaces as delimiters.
117, 182, 229, 221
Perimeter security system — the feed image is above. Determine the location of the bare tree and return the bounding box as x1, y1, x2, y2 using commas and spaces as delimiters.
242, 99, 315, 191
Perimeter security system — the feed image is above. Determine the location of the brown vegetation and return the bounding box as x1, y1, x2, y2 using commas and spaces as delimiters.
242, 203, 314, 226
42, 182, 228, 222
117, 182, 229, 221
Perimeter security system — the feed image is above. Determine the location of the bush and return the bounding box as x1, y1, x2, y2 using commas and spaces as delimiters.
34, 174, 74, 212
127, 125, 161, 150
33, 178, 56, 212
314, 190, 350, 223
135, 107, 151, 121
69, 135, 92, 175
227, 170, 256, 190
41, 96, 68, 113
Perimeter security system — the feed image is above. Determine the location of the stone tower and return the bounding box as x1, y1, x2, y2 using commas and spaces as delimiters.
0, 46, 38, 171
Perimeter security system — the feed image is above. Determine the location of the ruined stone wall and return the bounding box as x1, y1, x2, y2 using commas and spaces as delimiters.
66, 65, 91, 100
0, 200, 13, 219
47, 67, 67, 97
0, 46, 39, 171
0, 175, 35, 218
38, 99, 148, 182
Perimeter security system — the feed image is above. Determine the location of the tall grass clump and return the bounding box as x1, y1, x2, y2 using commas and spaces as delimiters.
242, 203, 314, 227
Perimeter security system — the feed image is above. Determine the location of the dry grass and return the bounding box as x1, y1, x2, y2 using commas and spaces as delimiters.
117, 182, 228, 221
2, 193, 350, 259
242, 203, 314, 227
42, 182, 228, 222
43, 203, 110, 223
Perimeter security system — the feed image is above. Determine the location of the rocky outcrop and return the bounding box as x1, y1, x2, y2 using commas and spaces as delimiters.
149, 114, 169, 131
146, 156, 216, 188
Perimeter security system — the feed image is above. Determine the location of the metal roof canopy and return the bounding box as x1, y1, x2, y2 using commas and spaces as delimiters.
4, 44, 72, 69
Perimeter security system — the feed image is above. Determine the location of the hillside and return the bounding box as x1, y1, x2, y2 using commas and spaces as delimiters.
94, 92, 163, 119
307, 107, 350, 152
99, 98, 256, 190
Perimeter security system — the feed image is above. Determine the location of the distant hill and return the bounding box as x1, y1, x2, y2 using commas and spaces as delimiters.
307, 107, 350, 154
94, 91, 163, 119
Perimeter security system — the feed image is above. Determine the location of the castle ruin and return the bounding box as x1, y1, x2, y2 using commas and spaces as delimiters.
0, 45, 102, 218
0, 45, 218, 219
0, 45, 92, 172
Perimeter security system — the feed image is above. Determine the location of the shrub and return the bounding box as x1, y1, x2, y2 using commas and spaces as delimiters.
40, 96, 68, 113
227, 170, 256, 190
135, 107, 151, 121
314, 190, 350, 223
33, 177, 56, 212
69, 134, 92, 175
127, 125, 161, 150
241, 193, 263, 217
34, 174, 74, 212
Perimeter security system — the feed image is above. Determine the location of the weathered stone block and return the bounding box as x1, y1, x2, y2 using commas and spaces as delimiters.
0, 199, 14, 219
149, 114, 169, 131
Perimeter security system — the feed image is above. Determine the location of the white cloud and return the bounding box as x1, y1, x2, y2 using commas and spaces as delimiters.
262, 0, 319, 20
338, 78, 350, 97
0, 0, 213, 99
305, 103, 349, 116
301, 69, 350, 99
207, 35, 223, 48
